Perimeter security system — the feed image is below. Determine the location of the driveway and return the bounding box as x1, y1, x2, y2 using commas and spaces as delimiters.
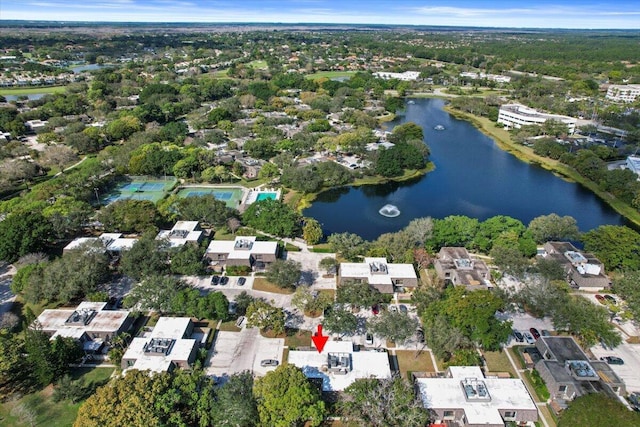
285, 250, 337, 290
206, 327, 284, 378
591, 340, 640, 393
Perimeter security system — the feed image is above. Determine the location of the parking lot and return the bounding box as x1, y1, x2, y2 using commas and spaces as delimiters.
206, 327, 284, 378
591, 340, 640, 393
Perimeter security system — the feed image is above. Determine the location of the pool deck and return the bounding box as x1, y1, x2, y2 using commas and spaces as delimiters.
244, 187, 282, 205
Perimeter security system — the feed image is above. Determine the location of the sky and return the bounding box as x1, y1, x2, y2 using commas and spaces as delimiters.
1, 0, 640, 29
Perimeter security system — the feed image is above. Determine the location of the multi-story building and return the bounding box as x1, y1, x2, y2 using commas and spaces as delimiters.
541, 242, 610, 290
434, 247, 492, 291
416, 366, 538, 426
606, 84, 640, 103
205, 236, 279, 270
497, 103, 577, 134
338, 257, 418, 294
156, 221, 204, 248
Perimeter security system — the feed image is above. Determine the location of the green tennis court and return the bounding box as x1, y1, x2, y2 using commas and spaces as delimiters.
176, 186, 245, 208
103, 176, 176, 205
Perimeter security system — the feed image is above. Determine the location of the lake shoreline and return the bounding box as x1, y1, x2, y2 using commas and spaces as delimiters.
443, 104, 640, 228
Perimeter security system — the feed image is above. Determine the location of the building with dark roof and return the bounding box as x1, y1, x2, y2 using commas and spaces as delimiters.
542, 242, 610, 290
434, 247, 492, 291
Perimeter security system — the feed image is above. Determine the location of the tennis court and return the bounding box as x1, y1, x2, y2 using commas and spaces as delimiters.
103, 177, 176, 205
176, 186, 245, 209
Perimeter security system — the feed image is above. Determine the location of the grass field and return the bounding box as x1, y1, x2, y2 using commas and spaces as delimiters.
395, 350, 435, 379
305, 71, 356, 80
252, 277, 295, 294
284, 329, 312, 349
0, 86, 67, 96
247, 60, 268, 69
483, 350, 517, 377
0, 367, 114, 427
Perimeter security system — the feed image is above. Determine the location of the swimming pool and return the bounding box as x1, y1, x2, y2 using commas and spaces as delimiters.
256, 192, 277, 201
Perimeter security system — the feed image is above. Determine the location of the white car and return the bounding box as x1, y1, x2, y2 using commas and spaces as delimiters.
523, 332, 536, 345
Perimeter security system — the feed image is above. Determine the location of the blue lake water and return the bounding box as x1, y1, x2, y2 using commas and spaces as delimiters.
303, 98, 624, 241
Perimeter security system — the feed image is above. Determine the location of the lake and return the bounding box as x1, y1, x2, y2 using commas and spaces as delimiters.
303, 98, 624, 241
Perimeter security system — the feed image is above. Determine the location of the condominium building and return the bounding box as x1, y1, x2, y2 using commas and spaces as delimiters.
497, 103, 576, 134
606, 84, 640, 103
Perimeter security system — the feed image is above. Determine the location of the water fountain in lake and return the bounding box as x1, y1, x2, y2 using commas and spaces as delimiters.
379, 204, 401, 218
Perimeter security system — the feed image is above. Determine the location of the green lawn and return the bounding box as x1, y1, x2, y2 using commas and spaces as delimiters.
284, 329, 312, 349
0, 86, 67, 96
218, 320, 241, 332
247, 60, 268, 69
0, 367, 114, 427
395, 350, 435, 379
483, 350, 517, 377
524, 369, 550, 402
557, 393, 640, 427
252, 277, 295, 294
305, 71, 356, 80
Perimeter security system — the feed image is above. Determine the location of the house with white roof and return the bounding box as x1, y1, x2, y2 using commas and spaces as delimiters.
63, 232, 138, 255
338, 257, 418, 294
287, 341, 391, 392
497, 103, 576, 134
204, 236, 278, 269
35, 301, 132, 353
122, 317, 208, 373
416, 366, 538, 427
156, 221, 204, 248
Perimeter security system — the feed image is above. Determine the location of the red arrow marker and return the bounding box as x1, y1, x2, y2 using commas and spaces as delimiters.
311, 324, 329, 353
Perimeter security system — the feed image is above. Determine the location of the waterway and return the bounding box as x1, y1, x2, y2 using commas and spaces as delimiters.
303, 98, 624, 241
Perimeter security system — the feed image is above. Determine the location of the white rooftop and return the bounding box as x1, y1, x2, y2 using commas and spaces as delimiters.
416, 366, 537, 425
150, 317, 191, 339
340, 257, 417, 285
206, 236, 278, 258
287, 341, 392, 391
156, 221, 203, 248
63, 233, 125, 252
35, 301, 129, 337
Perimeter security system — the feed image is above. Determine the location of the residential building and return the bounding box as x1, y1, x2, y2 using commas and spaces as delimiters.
459, 72, 511, 83
35, 301, 132, 353
63, 233, 138, 256
497, 103, 577, 134
204, 236, 278, 269
606, 84, 640, 103
626, 155, 640, 177
287, 341, 391, 392
24, 119, 48, 133
156, 221, 204, 248
373, 71, 420, 81
122, 317, 209, 373
416, 366, 538, 427
542, 242, 610, 290
338, 257, 418, 294
434, 247, 492, 291
535, 336, 625, 407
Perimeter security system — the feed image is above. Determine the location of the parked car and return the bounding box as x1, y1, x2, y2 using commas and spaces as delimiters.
260, 359, 279, 367
399, 304, 408, 314
523, 332, 536, 345
600, 356, 624, 365
211, 275, 220, 285
416, 328, 425, 344
541, 329, 551, 337
627, 392, 640, 411
389, 305, 398, 313
604, 295, 617, 305
595, 294, 606, 304
219, 276, 229, 286
237, 277, 246, 286
365, 333, 374, 346
513, 330, 524, 343
529, 328, 541, 340
371, 305, 380, 315
228, 301, 237, 315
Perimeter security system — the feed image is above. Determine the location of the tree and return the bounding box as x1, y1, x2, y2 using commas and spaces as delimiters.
404, 217, 434, 246
0, 212, 53, 263
169, 194, 236, 227
266, 259, 302, 289
528, 214, 580, 243
124, 275, 185, 313
324, 305, 359, 338
42, 196, 93, 240
368, 311, 419, 345
253, 364, 326, 427
558, 393, 640, 427
171, 289, 229, 320
369, 231, 415, 263
302, 218, 323, 245
119, 234, 170, 280
427, 215, 479, 250
328, 232, 368, 261
211, 371, 259, 427
319, 257, 338, 274
245, 300, 286, 335
169, 244, 206, 276
242, 199, 301, 237
336, 281, 383, 309
582, 225, 640, 270
340, 377, 430, 427
97, 199, 161, 234
388, 122, 424, 144
613, 271, 640, 320
423, 315, 472, 360
490, 245, 530, 278
39, 145, 78, 173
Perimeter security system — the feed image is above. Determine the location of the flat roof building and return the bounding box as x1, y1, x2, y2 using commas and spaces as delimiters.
416, 366, 538, 427
63, 233, 138, 255
535, 336, 625, 406
287, 341, 392, 392
338, 257, 418, 294
542, 242, 610, 291
122, 317, 207, 373
373, 71, 420, 81
606, 84, 640, 103
497, 103, 576, 134
156, 221, 204, 248
626, 155, 640, 177
35, 301, 132, 352
434, 247, 492, 291
205, 236, 278, 269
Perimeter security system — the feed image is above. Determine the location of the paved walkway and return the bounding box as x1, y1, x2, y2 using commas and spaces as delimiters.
503, 346, 552, 427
